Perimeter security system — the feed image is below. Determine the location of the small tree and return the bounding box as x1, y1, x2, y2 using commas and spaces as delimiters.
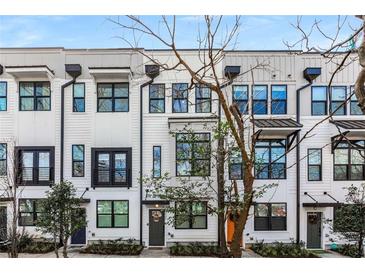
36, 181, 86, 258
331, 184, 365, 257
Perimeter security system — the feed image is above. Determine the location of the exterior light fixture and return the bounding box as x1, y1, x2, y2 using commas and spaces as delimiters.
303, 67, 321, 82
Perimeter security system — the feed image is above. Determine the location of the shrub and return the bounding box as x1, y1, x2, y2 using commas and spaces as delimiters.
251, 241, 318, 258
0, 232, 55, 254
169, 242, 231, 257
81, 240, 143, 256
337, 244, 361, 258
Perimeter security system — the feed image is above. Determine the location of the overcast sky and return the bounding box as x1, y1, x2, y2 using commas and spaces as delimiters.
0, 15, 361, 49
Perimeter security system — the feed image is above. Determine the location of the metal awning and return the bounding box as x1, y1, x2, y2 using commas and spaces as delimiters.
5, 65, 54, 79
88, 66, 130, 79
142, 200, 170, 205
302, 202, 343, 208
253, 118, 302, 128
330, 119, 365, 130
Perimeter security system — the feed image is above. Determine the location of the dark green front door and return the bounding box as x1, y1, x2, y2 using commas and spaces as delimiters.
149, 209, 165, 246
0, 207, 7, 241
307, 212, 322, 249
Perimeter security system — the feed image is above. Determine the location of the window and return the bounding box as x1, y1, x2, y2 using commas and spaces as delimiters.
19, 199, 43, 226
311, 86, 327, 115
16, 147, 54, 185
172, 83, 188, 113
232, 85, 248, 114
97, 83, 129, 112
255, 140, 286, 179
72, 145, 84, 177
330, 86, 347, 115
308, 149, 322, 181
149, 84, 165, 113
92, 148, 131, 187
350, 86, 363, 115
229, 148, 243, 180
0, 82, 7, 111
176, 133, 210, 176
73, 83, 85, 112
97, 200, 129, 228
334, 141, 365, 180
19, 82, 51, 111
153, 146, 161, 178
175, 201, 207, 229
271, 85, 287, 114
0, 144, 6, 176
195, 85, 211, 113
252, 85, 268, 114
254, 203, 287, 231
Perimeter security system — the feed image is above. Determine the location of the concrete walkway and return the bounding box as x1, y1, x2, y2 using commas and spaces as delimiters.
315, 250, 348, 258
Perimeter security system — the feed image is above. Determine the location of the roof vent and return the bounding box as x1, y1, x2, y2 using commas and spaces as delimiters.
303, 67, 321, 82
65, 64, 82, 78
145, 65, 160, 79
224, 66, 240, 79
0, 64, 3, 75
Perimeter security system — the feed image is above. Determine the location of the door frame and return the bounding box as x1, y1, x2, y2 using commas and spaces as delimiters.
306, 211, 322, 249
70, 207, 87, 245
148, 208, 165, 247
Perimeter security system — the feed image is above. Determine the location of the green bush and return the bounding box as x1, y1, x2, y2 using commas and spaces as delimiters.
0, 232, 55, 254
337, 244, 362, 258
251, 241, 318, 258
170, 242, 231, 257
81, 240, 143, 256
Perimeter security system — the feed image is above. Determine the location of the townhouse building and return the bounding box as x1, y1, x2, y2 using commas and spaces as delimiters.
0, 47, 363, 250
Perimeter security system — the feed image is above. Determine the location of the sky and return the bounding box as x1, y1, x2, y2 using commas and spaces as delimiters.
0, 15, 362, 50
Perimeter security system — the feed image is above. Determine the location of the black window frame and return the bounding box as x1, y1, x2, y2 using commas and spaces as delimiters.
19, 81, 51, 111
0, 81, 7, 111
0, 143, 7, 176
175, 133, 211, 177
73, 82, 85, 112
232, 85, 249, 115
96, 200, 129, 228
254, 203, 287, 231
175, 201, 208, 229
330, 86, 347, 116
153, 146, 161, 178
271, 85, 287, 115
307, 148, 322, 181
97, 82, 129, 112
195, 85, 211, 113
172, 83, 189, 113
15, 146, 55, 186
91, 147, 132, 188
311, 86, 328, 116
149, 84, 165, 113
252, 85, 268, 115
350, 85, 363, 115
72, 144, 85, 177
18, 199, 43, 227
229, 148, 243, 180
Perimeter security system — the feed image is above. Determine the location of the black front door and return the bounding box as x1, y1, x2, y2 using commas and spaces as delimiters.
149, 209, 165, 246
307, 212, 322, 249
0, 207, 6, 241
71, 208, 86, 245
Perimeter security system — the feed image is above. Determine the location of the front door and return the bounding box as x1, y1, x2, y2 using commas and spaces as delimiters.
71, 208, 86, 245
307, 212, 322, 249
0, 207, 6, 241
149, 209, 165, 246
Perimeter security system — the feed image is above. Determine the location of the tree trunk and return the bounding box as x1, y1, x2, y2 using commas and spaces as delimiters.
62, 237, 68, 258
9, 197, 18, 258
355, 18, 365, 113
53, 233, 59, 258
358, 233, 364, 258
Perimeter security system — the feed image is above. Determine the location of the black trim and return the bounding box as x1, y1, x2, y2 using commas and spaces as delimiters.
271, 84, 287, 115
330, 86, 347, 116
149, 83, 165, 113
254, 203, 287, 231
232, 85, 248, 115
72, 82, 85, 112
97, 83, 129, 112
174, 201, 208, 229
19, 82, 51, 111
18, 199, 44, 227
303, 202, 343, 208
0, 81, 7, 111
307, 148, 322, 181
172, 83, 189, 113
96, 200, 129, 228
252, 85, 268, 115
311, 86, 328, 116
195, 85, 212, 113
142, 200, 169, 205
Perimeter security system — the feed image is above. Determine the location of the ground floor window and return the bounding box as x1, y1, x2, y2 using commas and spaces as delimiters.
19, 199, 43, 226
175, 201, 207, 229
254, 203, 287, 231
97, 200, 129, 228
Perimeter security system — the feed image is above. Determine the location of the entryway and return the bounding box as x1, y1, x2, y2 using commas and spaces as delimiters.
306, 212, 322, 249
149, 209, 165, 246
71, 208, 86, 245
0, 206, 6, 241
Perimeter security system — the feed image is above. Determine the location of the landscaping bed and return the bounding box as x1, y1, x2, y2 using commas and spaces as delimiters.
169, 242, 232, 257
251, 241, 319, 258
80, 240, 143, 256
0, 233, 55, 254
335, 244, 362, 258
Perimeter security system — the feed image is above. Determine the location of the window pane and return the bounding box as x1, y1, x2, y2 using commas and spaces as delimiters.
351, 101, 362, 115
114, 215, 128, 227
98, 201, 112, 214
73, 83, 85, 98
253, 101, 267, 114
176, 143, 192, 159
73, 162, 84, 177
73, 145, 84, 161
312, 87, 327, 100
308, 166, 320, 181
36, 97, 50, 111
73, 98, 85, 112
35, 83, 50, 96
271, 101, 286, 114
0, 83, 6, 96
20, 213, 34, 226
312, 102, 326, 115
253, 86, 267, 99
192, 202, 206, 215
351, 149, 364, 164
20, 98, 34, 110
153, 146, 161, 177
271, 163, 285, 179
271, 86, 287, 99
331, 102, 345, 115
115, 153, 126, 169
271, 147, 285, 163
331, 87, 346, 100
255, 204, 269, 217
271, 204, 286, 216
233, 85, 248, 100
308, 149, 321, 165
196, 86, 210, 98
350, 165, 363, 180
230, 163, 242, 180
150, 99, 165, 113
114, 201, 128, 214
114, 98, 128, 112
0, 161, 5, 176
176, 160, 191, 176
173, 99, 188, 113
0, 144, 6, 160
150, 85, 165, 98
98, 84, 113, 97
20, 83, 34, 96
98, 215, 112, 227
22, 152, 33, 181
98, 99, 113, 112
115, 153, 127, 183
19, 200, 33, 212
194, 142, 210, 159
38, 152, 50, 181
236, 101, 248, 114
114, 84, 128, 97
196, 99, 211, 113
334, 149, 348, 164
193, 160, 210, 176
98, 153, 110, 182
0, 98, 6, 111
255, 164, 269, 179
192, 216, 206, 228
172, 83, 188, 98
334, 165, 347, 180
255, 147, 270, 164
38, 152, 50, 167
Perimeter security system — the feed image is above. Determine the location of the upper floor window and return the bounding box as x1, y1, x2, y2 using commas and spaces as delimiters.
176, 133, 210, 177
73, 83, 85, 112
254, 203, 287, 231
172, 83, 188, 113
92, 148, 131, 187
271, 85, 287, 114
16, 147, 54, 185
350, 86, 363, 115
19, 82, 51, 111
19, 199, 43, 226
308, 148, 322, 181
334, 140, 365, 180
72, 145, 84, 177
229, 148, 243, 180
0, 143, 6, 176
252, 85, 268, 115
255, 139, 286, 179
153, 146, 161, 178
232, 85, 248, 114
195, 85, 211, 113
330, 86, 346, 115
97, 83, 129, 112
97, 200, 129, 228
175, 201, 207, 229
149, 84, 165, 113
0, 82, 7, 111
311, 86, 327, 116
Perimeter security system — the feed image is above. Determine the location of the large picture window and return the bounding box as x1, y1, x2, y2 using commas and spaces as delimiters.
330, 86, 346, 115
175, 201, 207, 229
252, 85, 268, 114
72, 145, 84, 177
255, 140, 286, 179
271, 85, 287, 114
308, 148, 322, 181
149, 84, 165, 113
334, 141, 365, 180
311, 86, 327, 115
0, 143, 6, 176
97, 200, 129, 228
19, 199, 43, 226
0, 82, 7, 111
232, 85, 248, 114
97, 83, 129, 112
19, 82, 51, 111
254, 203, 287, 231
73, 83, 85, 112
172, 83, 188, 113
176, 133, 210, 176
195, 85, 211, 113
